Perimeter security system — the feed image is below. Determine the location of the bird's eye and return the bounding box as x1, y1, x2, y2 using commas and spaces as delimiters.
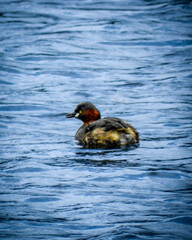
79, 110, 82, 114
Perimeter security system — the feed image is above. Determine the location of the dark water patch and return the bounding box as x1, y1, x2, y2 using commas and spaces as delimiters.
5, 166, 46, 174
73, 158, 140, 168
0, 80, 14, 85
0, 104, 51, 112
168, 216, 192, 226
0, 114, 15, 120
100, 39, 192, 47
25, 197, 60, 203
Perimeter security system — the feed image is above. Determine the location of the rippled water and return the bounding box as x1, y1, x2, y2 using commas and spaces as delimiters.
1, 0, 192, 239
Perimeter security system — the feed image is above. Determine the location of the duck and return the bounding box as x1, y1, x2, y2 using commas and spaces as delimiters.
66, 102, 139, 148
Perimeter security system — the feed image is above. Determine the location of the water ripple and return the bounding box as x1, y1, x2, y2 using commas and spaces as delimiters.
0, 0, 192, 239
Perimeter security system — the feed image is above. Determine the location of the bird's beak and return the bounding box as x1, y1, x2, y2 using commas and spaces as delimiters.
66, 112, 76, 118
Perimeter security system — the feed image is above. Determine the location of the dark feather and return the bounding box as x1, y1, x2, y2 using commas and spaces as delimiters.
85, 117, 134, 132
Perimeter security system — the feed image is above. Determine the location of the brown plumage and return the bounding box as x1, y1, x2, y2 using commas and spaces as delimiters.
66, 102, 139, 148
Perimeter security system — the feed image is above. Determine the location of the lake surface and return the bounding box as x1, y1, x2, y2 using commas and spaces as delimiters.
0, 0, 192, 239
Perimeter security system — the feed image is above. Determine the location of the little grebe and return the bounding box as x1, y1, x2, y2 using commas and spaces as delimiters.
66, 102, 139, 148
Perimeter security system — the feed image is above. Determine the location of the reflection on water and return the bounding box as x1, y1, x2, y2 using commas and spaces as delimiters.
0, 0, 192, 239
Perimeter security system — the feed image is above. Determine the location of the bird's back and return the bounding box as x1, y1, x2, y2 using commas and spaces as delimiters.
75, 117, 139, 148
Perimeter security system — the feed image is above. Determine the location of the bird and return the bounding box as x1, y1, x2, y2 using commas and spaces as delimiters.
66, 102, 139, 148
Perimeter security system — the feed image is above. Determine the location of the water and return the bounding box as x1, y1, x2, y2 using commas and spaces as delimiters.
0, 0, 192, 239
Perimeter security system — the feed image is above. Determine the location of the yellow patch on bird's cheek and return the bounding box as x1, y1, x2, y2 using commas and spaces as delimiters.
75, 110, 83, 118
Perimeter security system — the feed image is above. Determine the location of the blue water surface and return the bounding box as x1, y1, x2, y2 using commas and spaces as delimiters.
0, 0, 192, 239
